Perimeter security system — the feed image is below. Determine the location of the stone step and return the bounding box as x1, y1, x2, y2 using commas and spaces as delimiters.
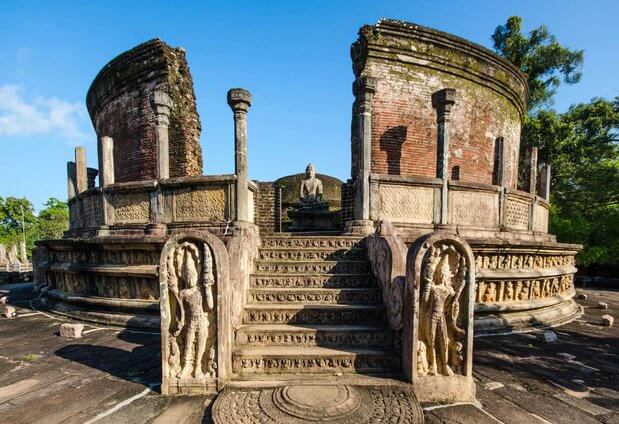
235, 324, 394, 347
243, 304, 386, 325
261, 236, 363, 250
258, 248, 367, 262
247, 288, 382, 305
254, 260, 371, 275
232, 346, 400, 375
250, 273, 378, 289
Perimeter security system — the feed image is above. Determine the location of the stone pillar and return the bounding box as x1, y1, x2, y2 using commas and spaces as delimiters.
151, 91, 173, 180
99, 136, 115, 233
227, 88, 252, 224
99, 136, 115, 187
538, 164, 551, 200
75, 147, 87, 194
493, 137, 505, 186
527, 146, 538, 195
432, 89, 456, 225
0, 244, 7, 271
354, 76, 377, 222
19, 240, 28, 266
67, 162, 77, 200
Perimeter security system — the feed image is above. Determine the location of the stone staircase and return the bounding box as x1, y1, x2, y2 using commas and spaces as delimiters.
232, 234, 400, 378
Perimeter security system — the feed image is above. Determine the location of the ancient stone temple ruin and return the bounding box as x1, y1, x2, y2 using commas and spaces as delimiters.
34, 20, 582, 420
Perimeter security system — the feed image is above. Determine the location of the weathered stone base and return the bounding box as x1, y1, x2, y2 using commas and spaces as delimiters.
212, 384, 424, 423
163, 377, 217, 396
414, 375, 475, 404
475, 298, 583, 336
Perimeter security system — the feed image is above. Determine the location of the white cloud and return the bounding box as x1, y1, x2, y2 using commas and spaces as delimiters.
0, 84, 90, 140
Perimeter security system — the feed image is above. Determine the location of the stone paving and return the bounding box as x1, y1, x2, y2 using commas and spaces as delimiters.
0, 283, 616, 423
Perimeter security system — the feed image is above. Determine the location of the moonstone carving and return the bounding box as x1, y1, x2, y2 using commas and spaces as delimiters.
403, 232, 475, 403
160, 231, 231, 395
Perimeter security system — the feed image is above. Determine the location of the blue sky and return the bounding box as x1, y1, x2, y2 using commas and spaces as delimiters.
1, 1, 617, 211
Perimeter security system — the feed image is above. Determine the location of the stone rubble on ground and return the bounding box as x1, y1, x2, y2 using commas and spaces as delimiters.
1, 304, 16, 318
597, 301, 608, 310
541, 330, 557, 343
60, 322, 85, 338
576, 293, 588, 300
599, 315, 614, 327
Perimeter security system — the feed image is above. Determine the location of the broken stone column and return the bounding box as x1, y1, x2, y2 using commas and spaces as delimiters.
60, 323, 85, 338
538, 164, 551, 200
99, 136, 115, 232
19, 241, 28, 268
527, 146, 538, 195
403, 232, 476, 404
227, 88, 252, 224
152, 91, 173, 180
75, 147, 88, 194
67, 162, 77, 200
353, 76, 376, 223
432, 89, 456, 225
7, 244, 20, 272
0, 244, 7, 271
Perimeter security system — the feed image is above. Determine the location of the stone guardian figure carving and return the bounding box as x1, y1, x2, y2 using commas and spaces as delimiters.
160, 231, 231, 396
403, 232, 475, 404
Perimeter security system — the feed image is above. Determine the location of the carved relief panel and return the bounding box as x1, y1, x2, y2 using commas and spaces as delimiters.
160, 232, 230, 395
403, 232, 475, 403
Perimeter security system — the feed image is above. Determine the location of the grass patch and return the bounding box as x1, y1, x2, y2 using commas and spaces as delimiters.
23, 353, 40, 362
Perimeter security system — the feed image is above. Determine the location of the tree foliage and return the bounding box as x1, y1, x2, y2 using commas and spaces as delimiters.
0, 197, 69, 258
493, 17, 619, 274
493, 16, 584, 111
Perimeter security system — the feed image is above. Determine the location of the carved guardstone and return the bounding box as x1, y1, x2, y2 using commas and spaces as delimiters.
160, 231, 231, 395
403, 232, 476, 403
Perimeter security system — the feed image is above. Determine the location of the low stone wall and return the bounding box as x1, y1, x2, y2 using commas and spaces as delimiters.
368, 173, 550, 241
255, 182, 276, 235
67, 175, 259, 237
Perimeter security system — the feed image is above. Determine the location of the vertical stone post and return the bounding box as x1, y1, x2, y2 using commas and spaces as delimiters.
353, 76, 377, 224
99, 136, 115, 233
67, 162, 77, 200
19, 240, 28, 268
149, 91, 173, 235
538, 164, 551, 200
493, 137, 505, 186
227, 88, 252, 224
527, 146, 538, 196
75, 147, 88, 194
151, 91, 173, 180
432, 89, 456, 225
99, 136, 115, 187
0, 244, 7, 271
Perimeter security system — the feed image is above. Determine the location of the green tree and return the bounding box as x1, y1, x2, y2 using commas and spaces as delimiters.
493, 17, 619, 274
492, 16, 584, 111
37, 198, 69, 240
0, 197, 38, 255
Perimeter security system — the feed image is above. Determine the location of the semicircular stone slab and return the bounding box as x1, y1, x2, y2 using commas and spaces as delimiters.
212, 384, 424, 423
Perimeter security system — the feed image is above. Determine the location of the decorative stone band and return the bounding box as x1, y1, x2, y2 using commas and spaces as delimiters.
159, 231, 231, 396
403, 232, 476, 404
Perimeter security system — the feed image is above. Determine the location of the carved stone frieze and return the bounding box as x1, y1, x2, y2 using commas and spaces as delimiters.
255, 261, 370, 274
44, 248, 160, 266
173, 187, 226, 222
248, 289, 381, 304
232, 354, 399, 374
47, 271, 158, 300
504, 197, 529, 230
449, 190, 498, 227
112, 192, 150, 224
262, 237, 362, 250
403, 232, 476, 403
251, 274, 377, 289
159, 231, 230, 395
259, 249, 366, 262
237, 329, 393, 347
477, 274, 574, 304
82, 194, 103, 227
379, 185, 434, 224
533, 204, 549, 232
244, 308, 384, 325
475, 253, 575, 270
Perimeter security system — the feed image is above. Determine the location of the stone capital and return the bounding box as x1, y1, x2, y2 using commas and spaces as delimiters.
151, 90, 173, 124
354, 76, 377, 97
227, 88, 252, 113
432, 88, 456, 116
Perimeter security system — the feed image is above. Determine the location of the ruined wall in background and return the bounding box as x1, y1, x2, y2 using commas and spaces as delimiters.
87, 39, 202, 183
350, 20, 528, 189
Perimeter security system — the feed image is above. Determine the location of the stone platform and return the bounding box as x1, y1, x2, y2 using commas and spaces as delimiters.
0, 283, 617, 423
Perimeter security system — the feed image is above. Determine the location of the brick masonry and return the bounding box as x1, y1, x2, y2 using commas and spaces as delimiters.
350, 20, 528, 189
86, 39, 203, 183
256, 182, 277, 235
